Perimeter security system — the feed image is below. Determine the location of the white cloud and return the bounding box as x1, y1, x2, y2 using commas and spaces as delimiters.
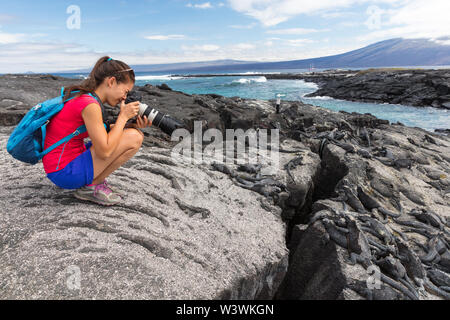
286, 39, 315, 46
0, 37, 365, 73
186, 2, 213, 9
229, 23, 257, 29
227, 0, 405, 26
232, 43, 255, 50
227, 0, 450, 43
0, 40, 199, 73
0, 42, 98, 72
182, 44, 220, 51
358, 0, 450, 41
0, 31, 25, 44
321, 11, 354, 18
338, 21, 360, 28
144, 34, 185, 40
266, 28, 322, 35
0, 25, 26, 44
0, 25, 48, 45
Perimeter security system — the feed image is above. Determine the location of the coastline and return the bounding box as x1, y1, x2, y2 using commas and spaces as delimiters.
174, 69, 450, 111
0, 74, 449, 299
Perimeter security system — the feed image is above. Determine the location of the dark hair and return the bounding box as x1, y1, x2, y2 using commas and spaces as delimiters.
63, 56, 135, 100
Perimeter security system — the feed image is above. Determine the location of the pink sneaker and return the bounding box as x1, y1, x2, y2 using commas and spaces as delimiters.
74, 181, 122, 206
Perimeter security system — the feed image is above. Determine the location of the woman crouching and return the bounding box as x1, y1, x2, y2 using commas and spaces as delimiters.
43, 56, 150, 206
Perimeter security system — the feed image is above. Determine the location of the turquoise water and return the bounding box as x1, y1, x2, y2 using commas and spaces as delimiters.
56, 71, 450, 132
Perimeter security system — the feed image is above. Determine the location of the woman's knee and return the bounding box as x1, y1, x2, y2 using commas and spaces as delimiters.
123, 128, 144, 150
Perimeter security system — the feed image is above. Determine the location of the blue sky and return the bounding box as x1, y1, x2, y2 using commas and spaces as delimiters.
0, 0, 449, 72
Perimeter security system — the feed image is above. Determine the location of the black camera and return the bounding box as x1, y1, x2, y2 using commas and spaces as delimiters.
125, 91, 185, 136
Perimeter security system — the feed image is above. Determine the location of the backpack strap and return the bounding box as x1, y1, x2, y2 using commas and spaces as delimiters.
41, 120, 50, 151
38, 88, 81, 152
40, 124, 87, 158
40, 122, 107, 160
61, 87, 81, 103
39, 90, 108, 164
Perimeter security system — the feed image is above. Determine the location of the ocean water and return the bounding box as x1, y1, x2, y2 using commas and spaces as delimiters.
56, 70, 450, 132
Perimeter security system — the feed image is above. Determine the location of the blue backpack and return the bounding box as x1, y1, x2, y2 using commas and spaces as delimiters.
6, 87, 95, 165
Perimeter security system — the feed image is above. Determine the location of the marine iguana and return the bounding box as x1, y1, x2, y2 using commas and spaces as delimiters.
427, 269, 450, 288
357, 148, 372, 159
328, 139, 356, 153
358, 215, 395, 244
424, 134, 438, 145
408, 208, 446, 231
234, 178, 284, 197
332, 183, 366, 213
310, 210, 334, 224
376, 255, 405, 280
211, 162, 235, 176
376, 147, 395, 160
403, 227, 439, 240
374, 157, 413, 170
322, 218, 348, 249
351, 253, 419, 300
343, 215, 372, 266
238, 163, 262, 174
423, 278, 450, 300
284, 156, 304, 183
394, 159, 413, 169
322, 212, 423, 300
357, 186, 381, 210
356, 186, 402, 220
375, 255, 420, 299
396, 239, 426, 291
420, 235, 447, 264
378, 206, 402, 219
367, 238, 396, 256
396, 219, 440, 236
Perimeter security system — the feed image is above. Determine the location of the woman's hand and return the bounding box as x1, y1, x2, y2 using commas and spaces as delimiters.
135, 115, 152, 128
119, 100, 140, 121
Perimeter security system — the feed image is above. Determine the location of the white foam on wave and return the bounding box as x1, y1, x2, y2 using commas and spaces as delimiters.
296, 79, 318, 89
232, 76, 267, 84
136, 75, 185, 81
303, 95, 333, 100
225, 71, 281, 75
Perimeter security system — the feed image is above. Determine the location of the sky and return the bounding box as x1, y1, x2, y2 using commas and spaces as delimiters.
0, 0, 449, 73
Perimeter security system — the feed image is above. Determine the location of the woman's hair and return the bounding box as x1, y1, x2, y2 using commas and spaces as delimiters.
63, 56, 135, 100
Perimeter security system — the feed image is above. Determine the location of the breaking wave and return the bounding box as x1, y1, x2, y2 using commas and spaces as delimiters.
232, 76, 267, 84
135, 75, 185, 81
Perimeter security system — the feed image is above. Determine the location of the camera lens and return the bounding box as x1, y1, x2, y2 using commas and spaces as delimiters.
126, 91, 185, 136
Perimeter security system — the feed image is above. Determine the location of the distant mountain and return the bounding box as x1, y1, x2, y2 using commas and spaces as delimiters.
179, 38, 450, 72
225, 38, 450, 71
60, 59, 256, 74
59, 38, 450, 74
131, 59, 257, 72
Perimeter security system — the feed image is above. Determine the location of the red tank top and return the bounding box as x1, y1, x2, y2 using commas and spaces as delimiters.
42, 94, 99, 174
